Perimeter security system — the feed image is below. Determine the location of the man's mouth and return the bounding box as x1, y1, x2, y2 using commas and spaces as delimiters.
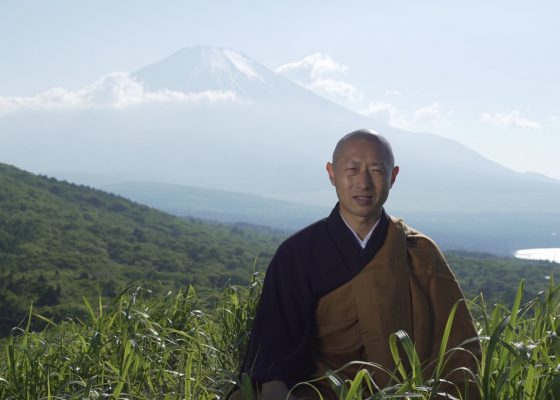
353, 195, 373, 206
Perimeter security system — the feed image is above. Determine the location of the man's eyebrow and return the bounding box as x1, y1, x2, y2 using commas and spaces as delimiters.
345, 160, 385, 166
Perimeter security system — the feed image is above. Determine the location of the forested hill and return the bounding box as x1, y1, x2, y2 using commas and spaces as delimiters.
1, 162, 559, 338
0, 162, 284, 336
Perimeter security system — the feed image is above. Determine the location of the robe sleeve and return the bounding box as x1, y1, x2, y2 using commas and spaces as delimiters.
240, 241, 315, 388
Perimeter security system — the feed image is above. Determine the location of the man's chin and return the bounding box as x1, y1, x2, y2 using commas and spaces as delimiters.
350, 207, 381, 219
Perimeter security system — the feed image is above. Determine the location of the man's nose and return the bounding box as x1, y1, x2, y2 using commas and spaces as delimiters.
357, 169, 372, 188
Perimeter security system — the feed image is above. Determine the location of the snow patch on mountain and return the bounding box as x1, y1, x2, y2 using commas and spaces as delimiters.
223, 49, 264, 82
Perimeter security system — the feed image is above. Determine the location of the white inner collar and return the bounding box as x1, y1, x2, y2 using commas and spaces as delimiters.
339, 211, 379, 249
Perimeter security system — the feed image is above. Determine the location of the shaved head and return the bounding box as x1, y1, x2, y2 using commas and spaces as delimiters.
332, 129, 395, 169
326, 128, 399, 233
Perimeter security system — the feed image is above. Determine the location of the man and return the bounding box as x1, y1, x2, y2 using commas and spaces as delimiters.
232, 129, 480, 399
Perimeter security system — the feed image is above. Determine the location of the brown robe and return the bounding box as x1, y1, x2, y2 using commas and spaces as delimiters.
293, 217, 480, 399
231, 216, 480, 399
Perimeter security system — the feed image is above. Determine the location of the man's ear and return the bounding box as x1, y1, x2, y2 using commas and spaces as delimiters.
326, 162, 336, 186
390, 166, 399, 188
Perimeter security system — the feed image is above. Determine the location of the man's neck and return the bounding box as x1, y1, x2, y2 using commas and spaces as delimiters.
338, 209, 380, 241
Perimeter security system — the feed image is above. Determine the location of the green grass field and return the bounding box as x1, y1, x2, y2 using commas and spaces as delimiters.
1, 272, 560, 399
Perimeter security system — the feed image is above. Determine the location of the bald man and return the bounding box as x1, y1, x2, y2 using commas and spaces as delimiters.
232, 129, 480, 399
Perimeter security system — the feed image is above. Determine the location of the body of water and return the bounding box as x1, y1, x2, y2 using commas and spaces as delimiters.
514, 248, 560, 264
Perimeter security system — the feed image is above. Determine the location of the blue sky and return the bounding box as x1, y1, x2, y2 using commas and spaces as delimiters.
1, 0, 559, 179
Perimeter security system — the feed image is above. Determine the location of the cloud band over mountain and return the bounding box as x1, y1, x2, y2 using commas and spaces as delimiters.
0, 72, 238, 116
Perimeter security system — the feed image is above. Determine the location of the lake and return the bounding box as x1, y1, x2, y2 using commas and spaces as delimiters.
514, 248, 560, 264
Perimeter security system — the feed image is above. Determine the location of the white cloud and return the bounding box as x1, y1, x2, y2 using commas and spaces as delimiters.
480, 111, 541, 129
308, 78, 362, 103
360, 101, 408, 128
384, 90, 402, 97
0, 72, 238, 116
276, 53, 362, 104
360, 101, 455, 131
414, 102, 443, 122
276, 53, 348, 80
361, 101, 398, 120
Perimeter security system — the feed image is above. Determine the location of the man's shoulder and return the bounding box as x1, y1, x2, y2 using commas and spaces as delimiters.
389, 216, 437, 246
389, 216, 452, 278
265, 218, 328, 280
278, 217, 329, 253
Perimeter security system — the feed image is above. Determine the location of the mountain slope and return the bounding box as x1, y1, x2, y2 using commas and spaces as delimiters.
0, 162, 283, 335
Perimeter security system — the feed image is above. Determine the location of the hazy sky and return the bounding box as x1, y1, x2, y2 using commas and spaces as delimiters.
1, 0, 558, 179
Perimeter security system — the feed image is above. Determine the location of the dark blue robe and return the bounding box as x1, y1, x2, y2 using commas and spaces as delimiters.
240, 204, 389, 386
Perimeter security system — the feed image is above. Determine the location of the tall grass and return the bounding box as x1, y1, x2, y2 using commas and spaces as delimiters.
0, 274, 259, 400
1, 274, 559, 399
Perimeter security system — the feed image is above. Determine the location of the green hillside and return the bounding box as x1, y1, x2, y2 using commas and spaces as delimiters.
446, 250, 560, 305
0, 163, 284, 336
1, 162, 559, 339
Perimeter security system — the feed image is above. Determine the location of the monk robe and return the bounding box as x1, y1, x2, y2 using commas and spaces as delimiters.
233, 204, 480, 399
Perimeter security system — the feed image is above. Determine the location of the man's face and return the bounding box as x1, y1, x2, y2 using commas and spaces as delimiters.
326, 137, 399, 224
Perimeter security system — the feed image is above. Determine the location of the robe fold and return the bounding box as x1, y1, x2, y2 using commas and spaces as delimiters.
234, 204, 480, 399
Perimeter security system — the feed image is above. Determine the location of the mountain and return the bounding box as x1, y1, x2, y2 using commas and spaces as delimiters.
0, 45, 559, 253
134, 46, 302, 103
134, 47, 270, 93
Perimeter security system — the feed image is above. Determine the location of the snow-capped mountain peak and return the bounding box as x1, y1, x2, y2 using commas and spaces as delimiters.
132, 46, 276, 96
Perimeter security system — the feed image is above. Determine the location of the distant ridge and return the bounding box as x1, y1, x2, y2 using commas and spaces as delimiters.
100, 179, 560, 255
103, 181, 328, 230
